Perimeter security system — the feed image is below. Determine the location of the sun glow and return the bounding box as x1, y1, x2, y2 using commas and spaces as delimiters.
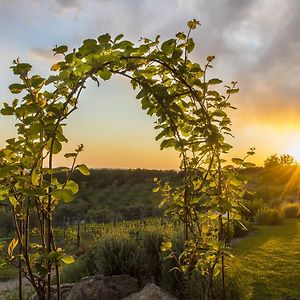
284, 141, 300, 163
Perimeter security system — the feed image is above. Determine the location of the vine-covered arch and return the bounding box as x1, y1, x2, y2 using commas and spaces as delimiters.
0, 20, 253, 299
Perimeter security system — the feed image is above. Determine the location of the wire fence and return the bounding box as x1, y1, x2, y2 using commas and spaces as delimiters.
53, 207, 168, 249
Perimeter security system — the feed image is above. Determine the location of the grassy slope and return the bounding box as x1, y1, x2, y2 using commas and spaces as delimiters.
232, 219, 300, 300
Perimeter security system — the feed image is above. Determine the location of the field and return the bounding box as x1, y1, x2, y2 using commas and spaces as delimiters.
58, 217, 300, 299
231, 219, 300, 300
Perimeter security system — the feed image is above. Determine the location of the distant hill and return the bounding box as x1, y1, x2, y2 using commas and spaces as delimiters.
53, 168, 182, 224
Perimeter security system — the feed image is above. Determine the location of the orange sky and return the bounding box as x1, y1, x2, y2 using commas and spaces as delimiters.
1, 0, 300, 169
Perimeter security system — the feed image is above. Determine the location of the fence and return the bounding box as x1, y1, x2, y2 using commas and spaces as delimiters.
53, 207, 168, 249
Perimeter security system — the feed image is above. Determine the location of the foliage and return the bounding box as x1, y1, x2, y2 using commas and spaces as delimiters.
281, 203, 300, 218
254, 209, 283, 225
264, 153, 296, 168
92, 235, 142, 278
60, 257, 89, 283
0, 19, 255, 299
241, 198, 264, 221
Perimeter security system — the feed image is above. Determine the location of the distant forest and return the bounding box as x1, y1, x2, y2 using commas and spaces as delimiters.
1, 165, 300, 236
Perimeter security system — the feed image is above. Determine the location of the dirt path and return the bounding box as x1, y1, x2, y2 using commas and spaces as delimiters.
0, 278, 31, 299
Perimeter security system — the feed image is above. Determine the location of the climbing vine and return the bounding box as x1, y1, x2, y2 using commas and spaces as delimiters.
0, 19, 253, 299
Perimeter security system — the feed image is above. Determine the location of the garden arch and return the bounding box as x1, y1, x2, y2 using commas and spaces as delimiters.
0, 20, 252, 300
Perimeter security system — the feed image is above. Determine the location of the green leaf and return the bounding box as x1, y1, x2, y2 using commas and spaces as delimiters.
52, 189, 73, 203
65, 180, 79, 194
190, 63, 202, 72
9, 196, 17, 208
35, 263, 48, 276
114, 34, 124, 43
187, 19, 200, 29
77, 164, 90, 176
45, 75, 59, 85
226, 88, 239, 94
46, 139, 62, 155
64, 152, 77, 159
9, 83, 26, 94
11, 63, 32, 76
161, 39, 176, 54
51, 63, 60, 72
208, 78, 223, 85
152, 186, 160, 193
160, 138, 175, 150
186, 38, 195, 53
231, 158, 243, 165
0, 241, 6, 251
98, 69, 112, 81
176, 32, 186, 40
242, 162, 255, 168
212, 110, 227, 117
31, 170, 40, 186
1, 107, 14, 115
83, 39, 97, 47
61, 255, 75, 264
8, 238, 18, 257
114, 40, 133, 49
161, 241, 172, 252
98, 33, 111, 45
52, 45, 68, 55
202, 225, 209, 234
136, 88, 148, 99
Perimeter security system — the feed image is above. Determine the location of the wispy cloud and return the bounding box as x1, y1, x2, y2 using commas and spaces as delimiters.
29, 47, 57, 63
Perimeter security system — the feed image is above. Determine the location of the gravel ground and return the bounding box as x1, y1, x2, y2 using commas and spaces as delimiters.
0, 278, 31, 300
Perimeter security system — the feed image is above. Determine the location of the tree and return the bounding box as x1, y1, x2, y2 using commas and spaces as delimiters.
264, 153, 296, 168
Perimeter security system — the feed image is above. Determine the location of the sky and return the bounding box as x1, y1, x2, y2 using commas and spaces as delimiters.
0, 0, 300, 169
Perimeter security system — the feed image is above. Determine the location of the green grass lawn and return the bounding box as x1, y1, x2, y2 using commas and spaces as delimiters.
232, 218, 300, 300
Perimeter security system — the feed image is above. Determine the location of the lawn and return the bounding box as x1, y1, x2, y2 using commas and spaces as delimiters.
232, 218, 300, 300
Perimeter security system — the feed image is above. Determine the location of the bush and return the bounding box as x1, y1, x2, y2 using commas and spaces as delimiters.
255, 209, 283, 225
269, 198, 282, 209
160, 231, 187, 298
73, 230, 165, 285
242, 199, 264, 221
233, 220, 251, 238
61, 258, 90, 283
281, 203, 300, 218
130, 229, 164, 283
92, 235, 142, 278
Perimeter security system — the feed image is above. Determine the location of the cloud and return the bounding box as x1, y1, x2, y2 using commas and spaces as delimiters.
48, 0, 83, 15
56, 0, 81, 8
29, 47, 57, 63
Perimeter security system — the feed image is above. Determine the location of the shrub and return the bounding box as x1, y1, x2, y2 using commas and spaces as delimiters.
242, 199, 264, 221
160, 231, 186, 298
281, 203, 300, 218
269, 198, 282, 209
233, 220, 251, 238
92, 235, 142, 278
79, 230, 165, 285
130, 229, 164, 283
255, 209, 283, 225
61, 258, 90, 283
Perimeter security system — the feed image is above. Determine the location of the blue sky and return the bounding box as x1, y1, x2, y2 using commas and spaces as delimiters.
1, 0, 300, 168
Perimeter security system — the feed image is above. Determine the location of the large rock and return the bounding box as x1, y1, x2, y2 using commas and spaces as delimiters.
123, 283, 178, 300
66, 274, 138, 300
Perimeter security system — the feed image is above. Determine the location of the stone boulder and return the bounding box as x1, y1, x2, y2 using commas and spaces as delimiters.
123, 283, 178, 300
66, 274, 138, 300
